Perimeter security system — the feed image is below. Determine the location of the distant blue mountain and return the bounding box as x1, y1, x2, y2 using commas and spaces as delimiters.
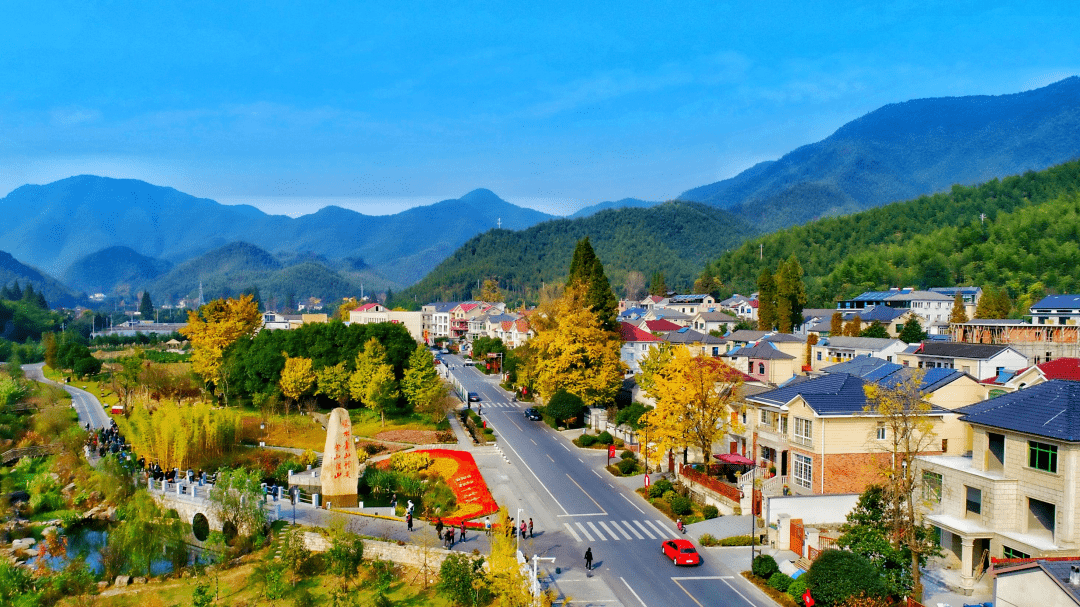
0, 179, 554, 297
569, 198, 658, 219
679, 76, 1080, 229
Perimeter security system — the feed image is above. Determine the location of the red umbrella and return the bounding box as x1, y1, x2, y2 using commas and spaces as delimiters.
713, 453, 754, 466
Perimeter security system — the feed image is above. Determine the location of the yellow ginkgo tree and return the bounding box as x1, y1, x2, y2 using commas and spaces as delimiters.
641, 346, 744, 467
180, 295, 261, 406
349, 338, 399, 425
529, 285, 624, 409
279, 354, 316, 417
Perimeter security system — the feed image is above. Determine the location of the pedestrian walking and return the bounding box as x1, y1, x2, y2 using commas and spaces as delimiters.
520, 520, 526, 538
529, 518, 534, 538
435, 517, 444, 538
391, 492, 397, 512
478, 403, 482, 415
484, 517, 492, 536
406, 512, 413, 532
584, 547, 593, 571
443, 530, 451, 549
460, 521, 467, 542
407, 499, 414, 515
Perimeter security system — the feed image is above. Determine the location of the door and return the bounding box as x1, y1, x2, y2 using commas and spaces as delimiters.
781, 450, 789, 476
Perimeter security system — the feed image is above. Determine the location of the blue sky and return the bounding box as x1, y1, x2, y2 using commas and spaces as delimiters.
1, 1, 1077, 216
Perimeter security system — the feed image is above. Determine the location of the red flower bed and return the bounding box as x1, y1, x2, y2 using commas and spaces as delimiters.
418, 448, 499, 527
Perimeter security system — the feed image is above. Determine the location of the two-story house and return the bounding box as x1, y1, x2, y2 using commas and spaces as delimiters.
1030, 295, 1080, 326
620, 322, 663, 373
663, 294, 717, 316
929, 286, 983, 320
659, 327, 727, 358
917, 380, 1080, 595
810, 336, 908, 371
896, 342, 1028, 378
722, 342, 799, 385
690, 309, 739, 336
738, 370, 972, 497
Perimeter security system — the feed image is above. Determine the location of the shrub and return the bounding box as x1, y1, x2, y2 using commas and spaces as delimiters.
616, 458, 637, 475
547, 390, 586, 427
620, 449, 636, 460
597, 431, 614, 445
702, 505, 719, 519
787, 576, 808, 606
669, 494, 692, 516
578, 434, 597, 447
805, 549, 887, 607
719, 535, 760, 546
698, 533, 719, 547
768, 572, 793, 593
653, 478, 674, 495
390, 452, 433, 473
752, 554, 779, 579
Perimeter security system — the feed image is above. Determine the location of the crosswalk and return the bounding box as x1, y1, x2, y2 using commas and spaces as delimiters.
562, 519, 680, 543
473, 402, 519, 409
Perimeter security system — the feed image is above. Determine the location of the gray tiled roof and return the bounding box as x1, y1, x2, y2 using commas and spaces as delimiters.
958, 380, 1080, 441
723, 343, 795, 360
727, 330, 770, 343
914, 342, 1014, 359
820, 336, 903, 350
750, 372, 949, 416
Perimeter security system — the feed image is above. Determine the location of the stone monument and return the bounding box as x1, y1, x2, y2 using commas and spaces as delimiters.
320, 407, 360, 508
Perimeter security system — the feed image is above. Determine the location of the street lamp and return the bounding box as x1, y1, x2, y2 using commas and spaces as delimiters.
748, 461, 757, 567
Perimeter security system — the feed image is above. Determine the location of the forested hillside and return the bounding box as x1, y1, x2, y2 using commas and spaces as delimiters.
703, 159, 1080, 308
391, 201, 755, 307
62, 246, 173, 296
680, 77, 1080, 231
0, 251, 81, 308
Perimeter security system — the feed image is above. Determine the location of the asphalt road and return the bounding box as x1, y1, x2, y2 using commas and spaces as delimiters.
445, 353, 773, 607
23, 362, 111, 430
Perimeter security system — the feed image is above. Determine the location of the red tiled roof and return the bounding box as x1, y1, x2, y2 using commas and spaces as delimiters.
620, 322, 661, 343
644, 295, 664, 303
352, 303, 381, 312
642, 319, 681, 332
749, 299, 759, 308
459, 303, 479, 313
1037, 358, 1080, 381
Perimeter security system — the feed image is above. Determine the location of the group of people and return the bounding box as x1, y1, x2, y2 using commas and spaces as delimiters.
434, 517, 469, 548
85, 420, 126, 458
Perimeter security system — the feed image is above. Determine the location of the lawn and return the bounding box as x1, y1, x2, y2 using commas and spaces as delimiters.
41, 365, 120, 407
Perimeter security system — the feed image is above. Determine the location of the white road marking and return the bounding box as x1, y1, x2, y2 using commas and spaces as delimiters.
621, 494, 645, 515
546, 454, 555, 462
592, 469, 603, 478
620, 519, 645, 539
633, 520, 656, 539
608, 483, 614, 488
565, 474, 607, 514
606, 521, 633, 540
653, 519, 680, 537
598, 521, 620, 540
645, 520, 673, 539
586, 521, 607, 540
574, 522, 595, 542
721, 576, 760, 606
530, 439, 537, 445
560, 443, 572, 452
494, 424, 570, 515
578, 458, 584, 463
620, 577, 648, 607
563, 523, 582, 542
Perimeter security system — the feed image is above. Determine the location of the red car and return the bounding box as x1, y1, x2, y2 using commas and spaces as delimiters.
661, 539, 701, 566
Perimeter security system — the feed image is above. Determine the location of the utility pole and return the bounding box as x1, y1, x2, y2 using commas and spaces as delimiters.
759, 244, 763, 260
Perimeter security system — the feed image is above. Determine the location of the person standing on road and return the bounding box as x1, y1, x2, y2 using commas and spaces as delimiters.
529, 518, 534, 538
460, 521, 466, 542
406, 512, 413, 532
435, 517, 444, 538
520, 520, 527, 539
484, 517, 491, 536
584, 547, 593, 571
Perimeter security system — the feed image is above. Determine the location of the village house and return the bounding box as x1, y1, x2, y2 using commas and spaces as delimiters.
895, 342, 1028, 378
619, 321, 663, 373
917, 380, 1080, 595
809, 336, 908, 371
689, 309, 740, 336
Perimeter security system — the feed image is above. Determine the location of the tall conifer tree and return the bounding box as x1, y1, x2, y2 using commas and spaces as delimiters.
756, 268, 777, 331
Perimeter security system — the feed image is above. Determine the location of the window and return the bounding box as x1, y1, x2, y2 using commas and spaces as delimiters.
965, 486, 982, 516
1029, 441, 1058, 473
876, 424, 886, 441
1028, 498, 1056, 539
758, 363, 765, 375
794, 417, 813, 446
760, 410, 770, 424
1002, 546, 1030, 560
816, 352, 822, 361
793, 454, 812, 489
988, 433, 1005, 471
780, 415, 788, 435
922, 471, 942, 503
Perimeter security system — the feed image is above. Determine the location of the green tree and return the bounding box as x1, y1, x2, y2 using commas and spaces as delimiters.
566, 237, 618, 331
206, 468, 267, 539
756, 268, 777, 331
776, 255, 808, 333
649, 271, 667, 296
350, 338, 400, 425
859, 321, 889, 339
401, 344, 441, 412
805, 550, 887, 607
316, 361, 351, 407
438, 552, 488, 606
547, 390, 585, 427
139, 291, 155, 320
975, 286, 1012, 319
326, 531, 364, 591
897, 318, 926, 344
837, 486, 916, 597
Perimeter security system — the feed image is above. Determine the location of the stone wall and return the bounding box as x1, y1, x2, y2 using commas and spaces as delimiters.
302, 532, 454, 571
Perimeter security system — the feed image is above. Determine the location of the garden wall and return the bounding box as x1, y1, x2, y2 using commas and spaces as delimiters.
764, 493, 859, 526
303, 531, 453, 570
679, 465, 741, 514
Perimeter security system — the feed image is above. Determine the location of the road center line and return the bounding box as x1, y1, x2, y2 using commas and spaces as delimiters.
565, 474, 606, 514
620, 577, 648, 607
560, 443, 571, 452
671, 578, 704, 607
494, 423, 570, 515
530, 439, 537, 445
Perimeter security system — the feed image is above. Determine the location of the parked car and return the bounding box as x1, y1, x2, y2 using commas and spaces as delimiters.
661, 539, 701, 566
441, 348, 449, 354
468, 392, 480, 402
523, 408, 541, 420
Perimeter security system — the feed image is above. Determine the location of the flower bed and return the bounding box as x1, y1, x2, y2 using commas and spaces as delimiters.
416, 449, 498, 527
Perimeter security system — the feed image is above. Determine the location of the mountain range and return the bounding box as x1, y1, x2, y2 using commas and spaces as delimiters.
680, 76, 1080, 230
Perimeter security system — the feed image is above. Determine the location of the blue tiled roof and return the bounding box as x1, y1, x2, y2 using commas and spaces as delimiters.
822, 355, 896, 378
957, 380, 1080, 442
849, 289, 912, 301
1031, 295, 1080, 310
857, 306, 908, 322
749, 373, 872, 415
